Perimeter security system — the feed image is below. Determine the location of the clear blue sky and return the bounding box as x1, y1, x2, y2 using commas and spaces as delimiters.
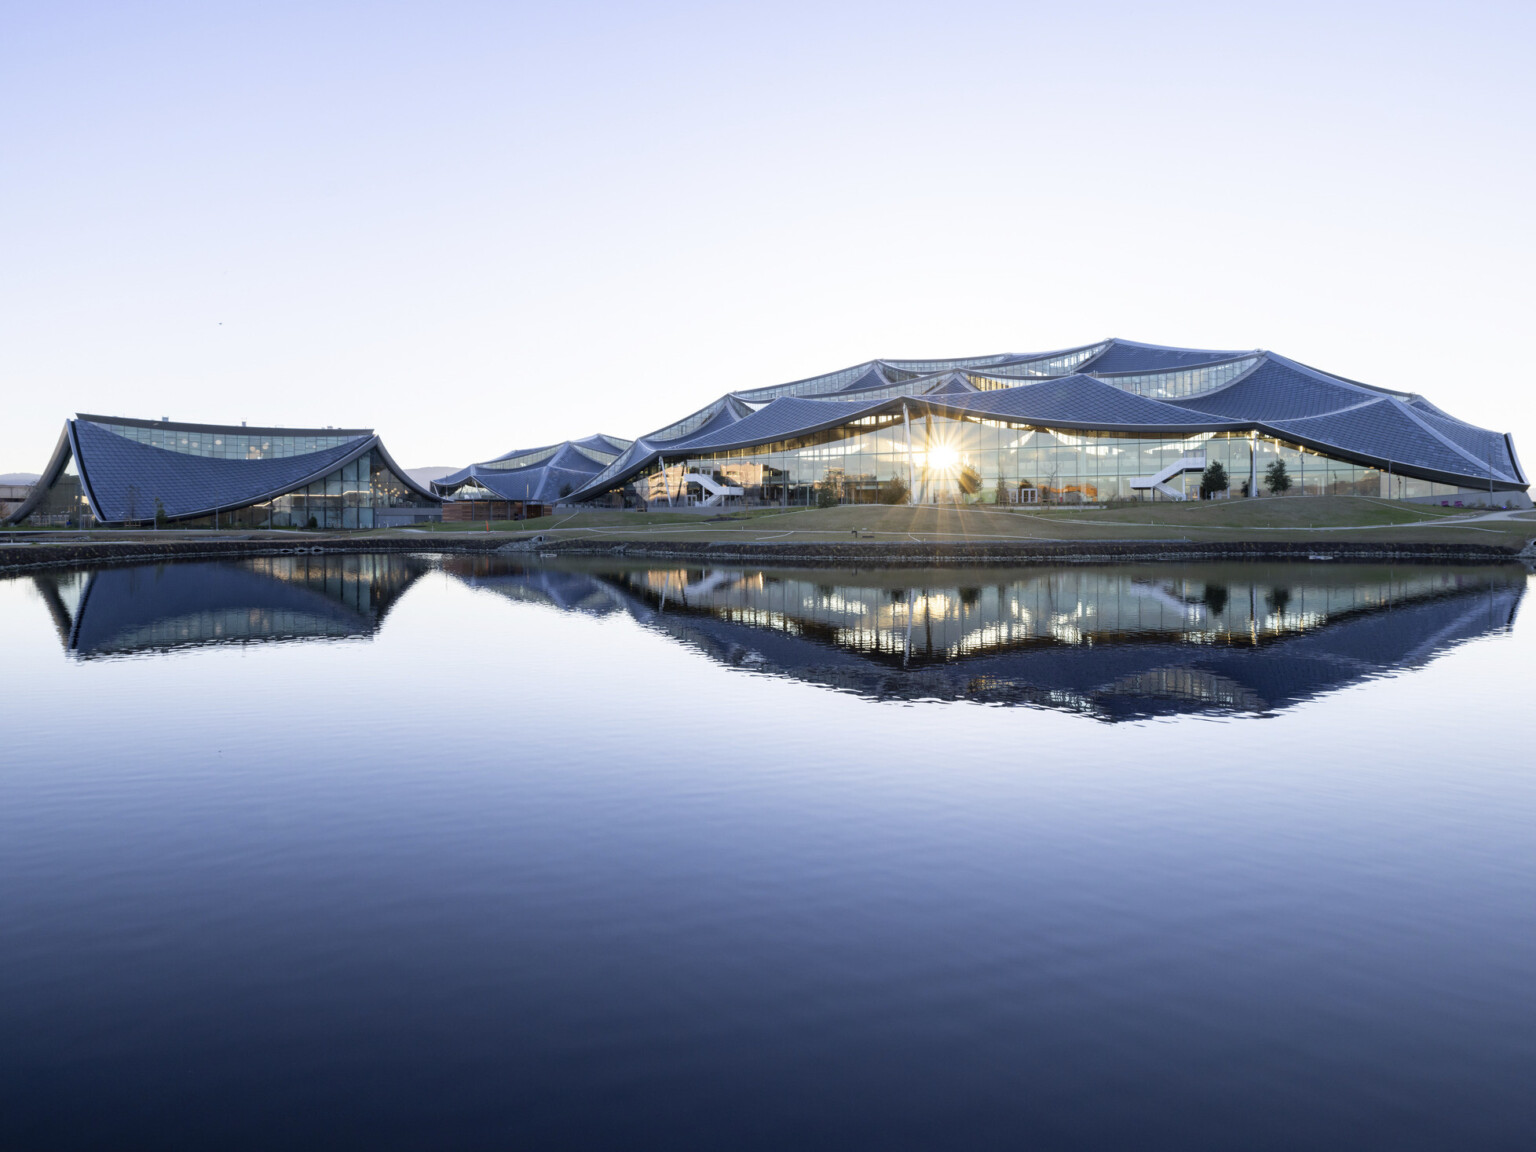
3, 1, 1532, 471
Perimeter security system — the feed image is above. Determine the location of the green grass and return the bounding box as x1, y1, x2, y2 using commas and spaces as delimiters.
373, 497, 1536, 548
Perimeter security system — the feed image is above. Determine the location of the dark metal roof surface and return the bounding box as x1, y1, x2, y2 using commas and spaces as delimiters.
1171, 356, 1362, 421
1268, 399, 1517, 483
72, 419, 373, 522
679, 396, 891, 452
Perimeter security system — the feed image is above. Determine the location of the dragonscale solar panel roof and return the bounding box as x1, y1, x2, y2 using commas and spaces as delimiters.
543, 338, 1523, 500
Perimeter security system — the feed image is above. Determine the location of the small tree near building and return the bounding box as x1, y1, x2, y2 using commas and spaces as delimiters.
1264, 458, 1292, 495
1199, 460, 1229, 499
154, 497, 168, 529
880, 476, 909, 505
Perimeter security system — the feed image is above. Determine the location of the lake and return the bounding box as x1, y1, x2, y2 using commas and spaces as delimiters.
2, 554, 1533, 1149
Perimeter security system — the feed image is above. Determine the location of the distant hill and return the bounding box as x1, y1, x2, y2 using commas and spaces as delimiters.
405, 467, 459, 489
0, 473, 39, 486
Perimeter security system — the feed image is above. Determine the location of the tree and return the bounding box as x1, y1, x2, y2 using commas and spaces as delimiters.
815, 474, 840, 508
880, 476, 909, 505
559, 482, 573, 498
154, 497, 168, 529
957, 464, 982, 496
1200, 460, 1229, 499
1264, 458, 1292, 495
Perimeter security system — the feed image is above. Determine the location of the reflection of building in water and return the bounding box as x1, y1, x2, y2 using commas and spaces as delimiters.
445, 559, 1525, 720
440, 555, 633, 616
33, 554, 428, 658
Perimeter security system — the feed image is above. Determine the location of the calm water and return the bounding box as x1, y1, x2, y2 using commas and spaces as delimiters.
2, 554, 1533, 1150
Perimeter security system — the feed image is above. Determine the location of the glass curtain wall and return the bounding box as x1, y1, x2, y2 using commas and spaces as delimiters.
624, 415, 1468, 507
88, 422, 359, 460
179, 450, 435, 529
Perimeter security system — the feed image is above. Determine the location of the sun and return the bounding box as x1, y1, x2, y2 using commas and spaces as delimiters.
927, 445, 960, 473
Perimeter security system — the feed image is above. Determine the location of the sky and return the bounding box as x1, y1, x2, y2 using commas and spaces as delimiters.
2, 1, 1533, 473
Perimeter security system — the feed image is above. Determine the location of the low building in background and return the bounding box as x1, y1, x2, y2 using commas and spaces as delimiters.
0, 473, 39, 522
3, 415, 441, 529
564, 339, 1529, 508
432, 434, 631, 521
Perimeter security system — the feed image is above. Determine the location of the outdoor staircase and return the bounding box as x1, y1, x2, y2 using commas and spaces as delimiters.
682, 473, 745, 507
1130, 455, 1206, 501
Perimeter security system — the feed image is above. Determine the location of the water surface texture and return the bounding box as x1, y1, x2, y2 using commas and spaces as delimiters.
2, 555, 1533, 1149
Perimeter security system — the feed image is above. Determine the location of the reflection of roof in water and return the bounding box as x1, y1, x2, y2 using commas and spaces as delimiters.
34, 554, 430, 658
440, 555, 633, 616
442, 559, 1525, 720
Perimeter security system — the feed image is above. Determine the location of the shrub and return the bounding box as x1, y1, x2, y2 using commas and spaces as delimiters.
880, 477, 909, 505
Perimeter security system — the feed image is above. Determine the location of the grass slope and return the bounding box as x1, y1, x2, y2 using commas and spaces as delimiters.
396, 498, 1536, 548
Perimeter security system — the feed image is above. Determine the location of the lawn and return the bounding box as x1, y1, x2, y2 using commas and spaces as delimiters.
375, 497, 1536, 549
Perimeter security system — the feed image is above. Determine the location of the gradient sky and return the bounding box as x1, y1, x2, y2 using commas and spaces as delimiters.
3, 1, 1533, 472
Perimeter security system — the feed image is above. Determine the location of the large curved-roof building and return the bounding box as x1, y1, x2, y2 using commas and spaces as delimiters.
4, 414, 440, 528
567, 338, 1528, 508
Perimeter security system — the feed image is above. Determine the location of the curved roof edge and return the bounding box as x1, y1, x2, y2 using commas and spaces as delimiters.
2, 425, 74, 526
1251, 417, 1525, 492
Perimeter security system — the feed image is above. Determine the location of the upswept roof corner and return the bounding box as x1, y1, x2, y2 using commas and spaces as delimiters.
2, 426, 75, 526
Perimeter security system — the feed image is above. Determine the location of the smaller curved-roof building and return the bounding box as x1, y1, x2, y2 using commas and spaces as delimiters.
432, 434, 632, 507
4, 414, 441, 529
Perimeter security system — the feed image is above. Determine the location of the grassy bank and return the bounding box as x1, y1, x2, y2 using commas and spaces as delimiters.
391, 498, 1536, 549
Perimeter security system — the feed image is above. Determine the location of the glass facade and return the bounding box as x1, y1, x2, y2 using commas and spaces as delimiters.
647, 398, 741, 441
87, 421, 362, 460
736, 364, 878, 402
966, 356, 1257, 397
570, 443, 624, 466
621, 414, 1470, 507
167, 449, 435, 529
1093, 357, 1259, 399
480, 445, 562, 472
976, 344, 1109, 380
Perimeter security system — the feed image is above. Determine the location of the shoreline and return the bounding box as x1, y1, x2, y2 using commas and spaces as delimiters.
1, 534, 1528, 575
